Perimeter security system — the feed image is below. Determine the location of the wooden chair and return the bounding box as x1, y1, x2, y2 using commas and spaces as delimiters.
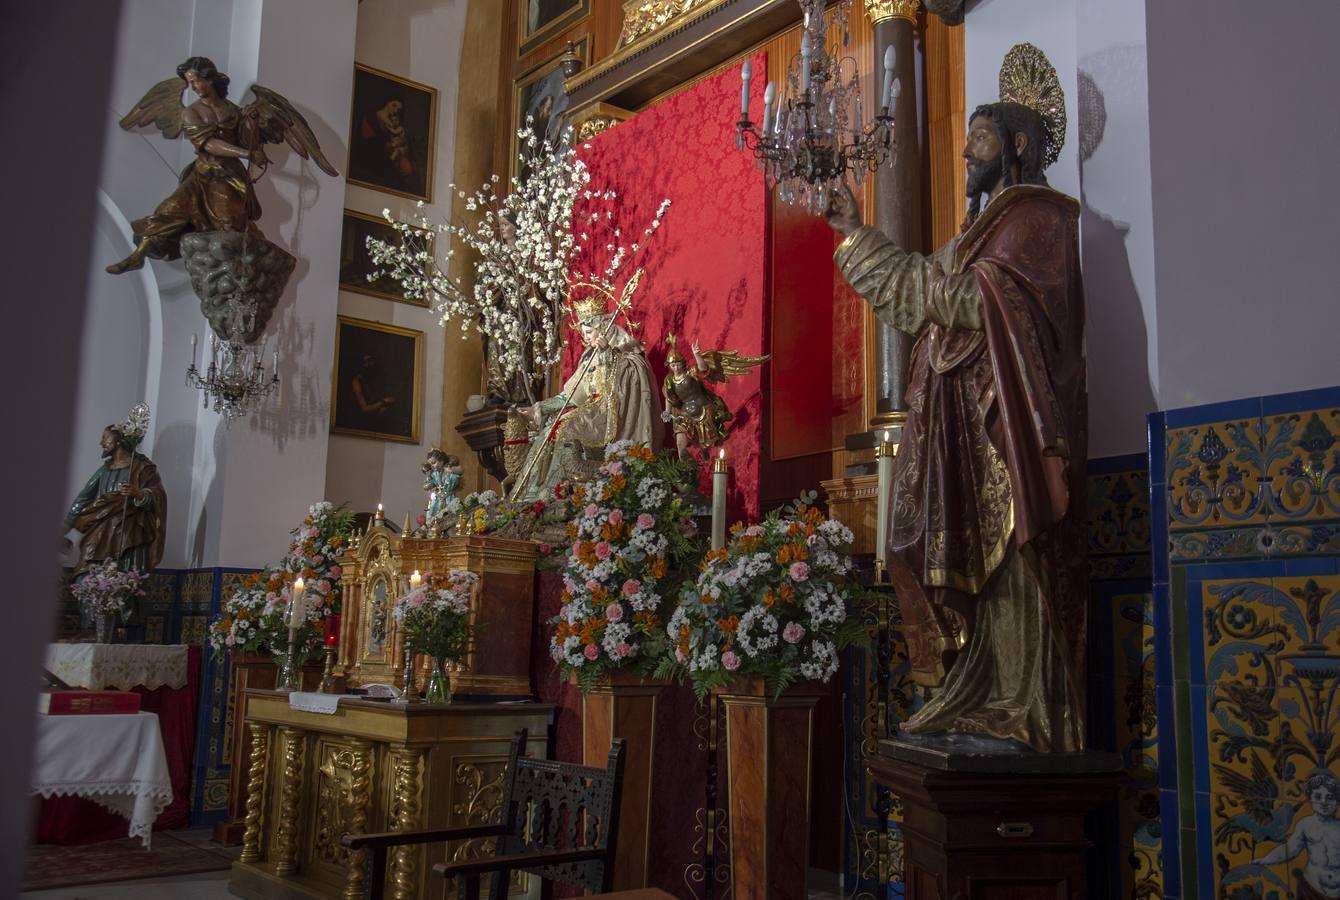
342, 728, 626, 900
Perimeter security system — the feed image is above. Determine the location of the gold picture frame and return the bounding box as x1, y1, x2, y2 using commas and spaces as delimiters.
338, 209, 432, 307
346, 63, 438, 202
330, 316, 424, 444
517, 0, 589, 58
510, 36, 591, 184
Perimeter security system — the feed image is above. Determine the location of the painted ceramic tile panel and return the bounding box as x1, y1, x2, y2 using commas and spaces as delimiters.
1113, 592, 1162, 899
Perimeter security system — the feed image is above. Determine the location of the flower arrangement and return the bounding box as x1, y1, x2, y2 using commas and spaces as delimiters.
392, 569, 479, 664
550, 441, 698, 692
662, 495, 864, 699
71, 559, 148, 620
207, 501, 354, 658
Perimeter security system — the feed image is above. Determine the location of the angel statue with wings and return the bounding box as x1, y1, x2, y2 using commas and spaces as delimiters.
661, 334, 767, 460
106, 56, 337, 277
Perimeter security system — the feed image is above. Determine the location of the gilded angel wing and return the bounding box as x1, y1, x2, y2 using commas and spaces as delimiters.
118, 76, 188, 138
243, 85, 340, 176
698, 348, 770, 383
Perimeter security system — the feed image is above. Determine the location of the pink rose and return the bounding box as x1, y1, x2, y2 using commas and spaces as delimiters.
675, 648, 687, 662
789, 561, 810, 582
782, 622, 806, 644
585, 579, 600, 592
745, 525, 765, 537
585, 504, 599, 519
605, 603, 624, 623
584, 643, 600, 660
607, 461, 624, 476
615, 642, 633, 658
313, 554, 325, 565
571, 541, 583, 558
408, 590, 426, 609
636, 513, 656, 530
539, 543, 553, 556
721, 650, 741, 671
225, 635, 235, 647
595, 541, 612, 560
319, 580, 332, 594
608, 509, 624, 526
622, 579, 641, 597
329, 566, 343, 579
416, 513, 427, 526
559, 604, 570, 618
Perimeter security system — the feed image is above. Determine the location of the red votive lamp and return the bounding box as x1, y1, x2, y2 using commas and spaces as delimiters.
324, 614, 341, 647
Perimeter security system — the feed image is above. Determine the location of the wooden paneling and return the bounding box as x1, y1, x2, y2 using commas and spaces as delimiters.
925, 13, 965, 247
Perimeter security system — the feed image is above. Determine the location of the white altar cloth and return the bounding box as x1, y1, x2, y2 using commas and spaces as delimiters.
45, 643, 188, 691
30, 711, 173, 848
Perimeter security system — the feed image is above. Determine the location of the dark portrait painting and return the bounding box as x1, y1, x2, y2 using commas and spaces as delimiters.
511, 39, 587, 181
347, 64, 437, 201
331, 316, 423, 444
519, 0, 588, 56
338, 209, 431, 307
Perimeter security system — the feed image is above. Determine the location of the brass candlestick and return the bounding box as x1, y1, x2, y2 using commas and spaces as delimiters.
320, 645, 337, 693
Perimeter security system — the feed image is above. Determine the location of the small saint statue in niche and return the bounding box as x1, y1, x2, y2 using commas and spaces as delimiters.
64, 403, 167, 577
660, 334, 767, 460
422, 448, 463, 527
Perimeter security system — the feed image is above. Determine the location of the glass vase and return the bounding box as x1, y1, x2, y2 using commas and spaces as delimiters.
95, 610, 117, 644
425, 657, 451, 704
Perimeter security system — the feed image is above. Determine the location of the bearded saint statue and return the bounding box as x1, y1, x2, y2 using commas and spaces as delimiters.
827, 44, 1088, 753
508, 295, 661, 501
64, 403, 168, 577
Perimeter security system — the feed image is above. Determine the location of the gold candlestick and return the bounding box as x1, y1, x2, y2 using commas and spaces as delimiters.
320, 644, 337, 693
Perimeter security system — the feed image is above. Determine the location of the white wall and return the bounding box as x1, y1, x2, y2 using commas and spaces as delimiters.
324, 0, 467, 528
81, 0, 357, 568
1147, 0, 1340, 409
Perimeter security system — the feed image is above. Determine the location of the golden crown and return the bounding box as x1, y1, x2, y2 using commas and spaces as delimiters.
999, 42, 1066, 168
571, 295, 608, 324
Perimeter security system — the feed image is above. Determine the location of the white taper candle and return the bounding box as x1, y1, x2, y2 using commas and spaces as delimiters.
761, 81, 776, 134
876, 431, 895, 568
881, 45, 896, 111
711, 449, 728, 552
289, 578, 306, 630
741, 59, 752, 119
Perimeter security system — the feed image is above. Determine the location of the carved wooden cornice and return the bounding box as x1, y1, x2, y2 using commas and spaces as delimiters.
618, 0, 719, 49
866, 0, 921, 25
566, 0, 800, 114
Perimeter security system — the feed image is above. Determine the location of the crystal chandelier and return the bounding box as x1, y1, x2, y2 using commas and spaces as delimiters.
735, 0, 899, 213
186, 298, 279, 422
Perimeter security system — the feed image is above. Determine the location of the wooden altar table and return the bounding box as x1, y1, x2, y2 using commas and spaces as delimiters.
229, 689, 554, 900
30, 711, 173, 849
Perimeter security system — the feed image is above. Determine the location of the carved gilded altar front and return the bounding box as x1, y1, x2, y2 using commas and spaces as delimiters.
230, 689, 553, 900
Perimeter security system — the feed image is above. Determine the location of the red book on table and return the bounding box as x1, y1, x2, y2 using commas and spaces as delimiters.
38, 691, 142, 715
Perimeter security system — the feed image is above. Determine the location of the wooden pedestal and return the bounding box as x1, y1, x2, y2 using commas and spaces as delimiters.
716, 678, 825, 900
866, 738, 1124, 900
580, 672, 667, 891
213, 653, 323, 845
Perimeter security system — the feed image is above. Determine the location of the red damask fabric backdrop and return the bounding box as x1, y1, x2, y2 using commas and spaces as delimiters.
566, 53, 770, 520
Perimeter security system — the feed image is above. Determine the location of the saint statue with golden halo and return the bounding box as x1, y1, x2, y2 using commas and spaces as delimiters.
506, 272, 661, 501
660, 334, 767, 460
827, 43, 1087, 753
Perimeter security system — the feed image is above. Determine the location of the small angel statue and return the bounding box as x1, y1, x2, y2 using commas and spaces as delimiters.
107, 56, 338, 275
422, 448, 463, 526
661, 334, 768, 460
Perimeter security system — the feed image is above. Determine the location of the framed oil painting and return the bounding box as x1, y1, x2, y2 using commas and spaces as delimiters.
511, 37, 590, 182
347, 63, 437, 202
338, 209, 431, 307
330, 316, 424, 444
518, 0, 589, 57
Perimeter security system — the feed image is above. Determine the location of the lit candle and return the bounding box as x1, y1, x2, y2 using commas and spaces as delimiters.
876, 431, 896, 572
740, 58, 752, 120
409, 570, 422, 590
711, 449, 728, 552
376, 502, 384, 522
190, 333, 197, 365
761, 82, 776, 134
881, 46, 896, 112
800, 32, 812, 97
289, 578, 306, 630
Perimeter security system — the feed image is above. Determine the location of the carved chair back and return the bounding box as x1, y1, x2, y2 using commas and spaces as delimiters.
495, 728, 626, 893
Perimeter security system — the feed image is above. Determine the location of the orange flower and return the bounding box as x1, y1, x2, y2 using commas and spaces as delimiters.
717, 615, 739, 634
776, 543, 809, 564
648, 556, 668, 579
762, 588, 777, 608
610, 474, 627, 492
778, 583, 796, 604
633, 610, 661, 629
329, 535, 345, 548
730, 522, 745, 535
591, 585, 609, 604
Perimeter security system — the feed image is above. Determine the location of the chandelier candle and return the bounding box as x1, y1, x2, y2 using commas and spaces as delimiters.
876, 431, 895, 572
712, 449, 729, 551
881, 46, 896, 112
741, 58, 752, 118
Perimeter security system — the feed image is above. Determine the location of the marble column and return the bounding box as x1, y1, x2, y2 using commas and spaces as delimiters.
868, 0, 923, 432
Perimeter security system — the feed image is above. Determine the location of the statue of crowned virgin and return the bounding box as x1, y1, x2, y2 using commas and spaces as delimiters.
507, 287, 661, 501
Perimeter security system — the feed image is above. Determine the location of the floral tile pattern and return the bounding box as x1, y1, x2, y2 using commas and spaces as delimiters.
1167, 403, 1340, 563
1089, 463, 1153, 581
1112, 592, 1162, 900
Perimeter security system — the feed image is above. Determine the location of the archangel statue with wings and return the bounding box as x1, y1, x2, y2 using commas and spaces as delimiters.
108, 56, 337, 276
660, 334, 767, 460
